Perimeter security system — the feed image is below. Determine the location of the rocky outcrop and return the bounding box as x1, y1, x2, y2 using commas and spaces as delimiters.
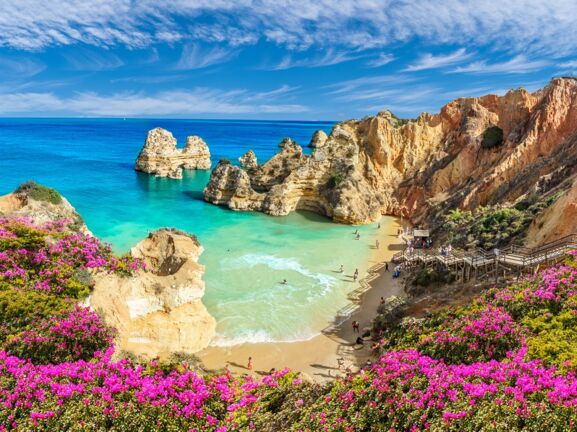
0, 182, 88, 234
308, 130, 328, 148
90, 229, 216, 359
239, 150, 258, 170
204, 78, 577, 228
135, 128, 211, 179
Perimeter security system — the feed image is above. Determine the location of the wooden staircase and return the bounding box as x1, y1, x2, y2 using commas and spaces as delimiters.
392, 233, 577, 282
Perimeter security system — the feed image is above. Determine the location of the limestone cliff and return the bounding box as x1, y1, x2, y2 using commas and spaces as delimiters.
204, 78, 577, 231
90, 228, 216, 359
0, 182, 89, 234
135, 127, 211, 179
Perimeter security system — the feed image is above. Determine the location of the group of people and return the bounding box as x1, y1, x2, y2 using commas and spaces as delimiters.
439, 244, 453, 256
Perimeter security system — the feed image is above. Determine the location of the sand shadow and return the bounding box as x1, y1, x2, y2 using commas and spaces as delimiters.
388, 243, 405, 251
226, 361, 249, 370
309, 363, 335, 370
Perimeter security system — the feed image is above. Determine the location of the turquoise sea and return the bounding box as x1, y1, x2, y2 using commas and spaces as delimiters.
0, 118, 390, 345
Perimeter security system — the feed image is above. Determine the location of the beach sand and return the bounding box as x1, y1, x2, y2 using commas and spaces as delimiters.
196, 218, 406, 381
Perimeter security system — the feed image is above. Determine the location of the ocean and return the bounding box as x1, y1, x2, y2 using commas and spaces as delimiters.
0, 118, 391, 345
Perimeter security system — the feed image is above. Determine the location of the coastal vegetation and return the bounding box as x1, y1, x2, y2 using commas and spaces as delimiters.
2, 215, 577, 430
14, 181, 62, 205
445, 196, 562, 250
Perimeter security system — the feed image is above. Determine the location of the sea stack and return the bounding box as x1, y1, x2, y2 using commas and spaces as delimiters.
239, 150, 258, 169
308, 129, 328, 148
135, 127, 211, 179
90, 228, 216, 359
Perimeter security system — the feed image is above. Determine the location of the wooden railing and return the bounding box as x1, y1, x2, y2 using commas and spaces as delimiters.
392, 233, 577, 281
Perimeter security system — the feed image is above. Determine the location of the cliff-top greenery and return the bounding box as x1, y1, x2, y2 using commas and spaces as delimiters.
15, 181, 62, 205
2, 215, 577, 430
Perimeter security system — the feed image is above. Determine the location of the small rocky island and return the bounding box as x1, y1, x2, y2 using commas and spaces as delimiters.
135, 127, 211, 179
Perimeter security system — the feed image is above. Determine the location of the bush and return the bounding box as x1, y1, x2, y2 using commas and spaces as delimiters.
413, 267, 456, 286
327, 173, 343, 188
15, 181, 62, 204
481, 125, 504, 149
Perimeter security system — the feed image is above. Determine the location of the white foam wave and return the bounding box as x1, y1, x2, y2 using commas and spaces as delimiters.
227, 253, 337, 291
210, 327, 319, 347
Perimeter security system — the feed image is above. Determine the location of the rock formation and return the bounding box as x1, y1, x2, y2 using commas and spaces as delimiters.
204, 78, 577, 232
239, 150, 258, 170
90, 228, 216, 359
0, 182, 89, 234
308, 130, 328, 148
135, 128, 211, 179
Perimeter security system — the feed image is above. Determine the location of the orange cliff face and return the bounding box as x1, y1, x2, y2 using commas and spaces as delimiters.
203, 78, 577, 240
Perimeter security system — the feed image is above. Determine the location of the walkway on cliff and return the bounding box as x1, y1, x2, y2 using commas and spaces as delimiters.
392, 233, 577, 282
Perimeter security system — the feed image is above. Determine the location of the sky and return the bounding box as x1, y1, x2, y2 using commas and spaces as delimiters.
1, 0, 577, 120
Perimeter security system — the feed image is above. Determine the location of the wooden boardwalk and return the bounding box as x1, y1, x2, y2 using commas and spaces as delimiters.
392, 233, 577, 282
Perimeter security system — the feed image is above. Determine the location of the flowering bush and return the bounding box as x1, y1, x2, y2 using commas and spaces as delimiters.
0, 218, 143, 298
1, 215, 577, 431
4, 306, 114, 364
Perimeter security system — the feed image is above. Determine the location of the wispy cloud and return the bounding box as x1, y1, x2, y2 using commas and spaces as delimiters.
0, 56, 45, 76
63, 49, 124, 71
0, 86, 308, 116
268, 49, 363, 70
1, 0, 573, 60
366, 53, 395, 68
451, 55, 549, 74
559, 60, 577, 69
174, 44, 237, 70
404, 49, 472, 72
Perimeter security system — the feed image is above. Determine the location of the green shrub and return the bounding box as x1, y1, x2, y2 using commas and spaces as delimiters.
15, 181, 62, 204
327, 173, 343, 188
481, 126, 504, 149
413, 267, 456, 286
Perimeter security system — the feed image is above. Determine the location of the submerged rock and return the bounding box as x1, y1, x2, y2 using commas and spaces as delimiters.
90, 228, 216, 359
135, 127, 211, 179
203, 78, 577, 228
239, 150, 258, 170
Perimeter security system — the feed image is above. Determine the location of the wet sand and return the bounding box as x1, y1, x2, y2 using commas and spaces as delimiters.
196, 218, 406, 381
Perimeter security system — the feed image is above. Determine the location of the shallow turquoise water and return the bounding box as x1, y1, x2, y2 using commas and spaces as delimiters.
0, 118, 389, 344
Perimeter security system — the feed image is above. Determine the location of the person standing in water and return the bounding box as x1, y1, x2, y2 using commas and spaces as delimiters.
247, 357, 253, 370
375, 239, 380, 249
339, 264, 344, 273
353, 268, 359, 281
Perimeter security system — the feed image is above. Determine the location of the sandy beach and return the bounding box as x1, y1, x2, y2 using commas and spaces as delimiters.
197, 217, 406, 381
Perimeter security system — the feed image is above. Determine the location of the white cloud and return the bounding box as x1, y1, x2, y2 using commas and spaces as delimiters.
403, 49, 471, 72
174, 44, 237, 70
0, 86, 308, 116
63, 48, 124, 71
268, 49, 363, 70
366, 53, 395, 68
0, 0, 576, 60
559, 60, 577, 69
451, 55, 550, 74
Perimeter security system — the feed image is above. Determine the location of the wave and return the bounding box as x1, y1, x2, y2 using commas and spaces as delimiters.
227, 253, 337, 292
209, 327, 319, 347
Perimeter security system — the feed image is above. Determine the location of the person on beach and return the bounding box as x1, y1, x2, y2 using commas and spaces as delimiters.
337, 357, 344, 370
352, 321, 360, 333
339, 264, 344, 273
281, 279, 287, 285
385, 262, 389, 272
375, 239, 380, 249
353, 268, 359, 281
247, 357, 253, 370
378, 223, 381, 229
380, 296, 385, 305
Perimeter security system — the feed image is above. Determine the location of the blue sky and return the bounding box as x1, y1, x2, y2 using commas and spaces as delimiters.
1, 0, 577, 120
